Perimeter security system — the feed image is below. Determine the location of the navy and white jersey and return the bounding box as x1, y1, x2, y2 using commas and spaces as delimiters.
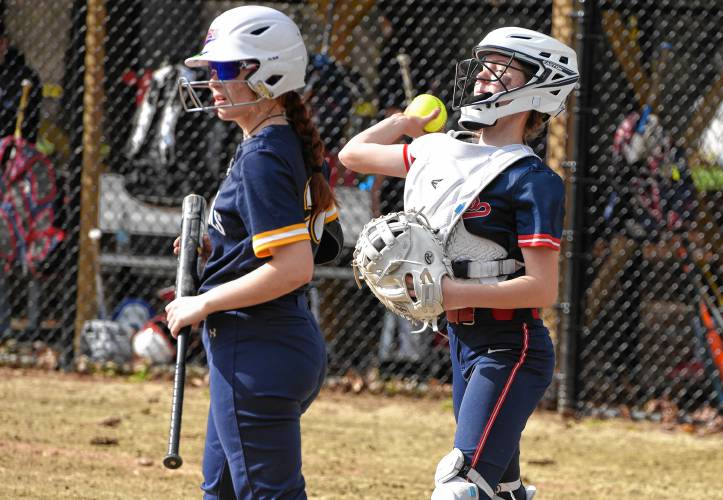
460, 157, 565, 266
199, 124, 338, 298
403, 133, 564, 266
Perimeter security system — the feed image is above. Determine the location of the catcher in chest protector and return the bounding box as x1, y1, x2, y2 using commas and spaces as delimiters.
340, 27, 579, 500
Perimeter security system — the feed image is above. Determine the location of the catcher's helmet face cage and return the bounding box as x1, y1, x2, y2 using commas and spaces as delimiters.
179, 5, 308, 113
453, 27, 579, 130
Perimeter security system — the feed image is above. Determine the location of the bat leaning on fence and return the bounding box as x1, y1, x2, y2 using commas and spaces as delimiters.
396, 52, 415, 107
676, 244, 723, 391
3, 79, 31, 170
163, 194, 206, 470
14, 79, 32, 141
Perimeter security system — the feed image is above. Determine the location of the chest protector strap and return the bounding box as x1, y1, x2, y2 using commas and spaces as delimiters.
452, 258, 524, 279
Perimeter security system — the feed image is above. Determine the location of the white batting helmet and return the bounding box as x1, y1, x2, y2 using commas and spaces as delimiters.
179, 5, 308, 112
453, 27, 579, 129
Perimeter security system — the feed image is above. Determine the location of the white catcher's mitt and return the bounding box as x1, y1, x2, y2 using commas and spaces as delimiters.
352, 210, 451, 331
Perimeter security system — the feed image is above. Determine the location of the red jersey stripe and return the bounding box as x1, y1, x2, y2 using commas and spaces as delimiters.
402, 144, 414, 172
519, 240, 561, 250
518, 233, 560, 244
518, 234, 561, 249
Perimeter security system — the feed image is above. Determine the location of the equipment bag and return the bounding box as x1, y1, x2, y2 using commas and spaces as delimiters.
0, 136, 64, 275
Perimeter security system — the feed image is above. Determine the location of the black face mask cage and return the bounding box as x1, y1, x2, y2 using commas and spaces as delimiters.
453, 48, 540, 110
453, 58, 484, 109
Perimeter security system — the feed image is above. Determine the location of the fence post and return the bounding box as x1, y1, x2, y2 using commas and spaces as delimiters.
557, 0, 597, 414
548, 0, 576, 410
73, 0, 106, 359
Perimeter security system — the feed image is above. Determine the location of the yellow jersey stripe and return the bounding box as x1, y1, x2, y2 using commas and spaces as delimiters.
252, 223, 307, 242
253, 233, 311, 258
324, 211, 339, 224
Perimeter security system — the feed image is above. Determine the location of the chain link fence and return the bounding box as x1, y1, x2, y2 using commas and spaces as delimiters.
573, 0, 722, 422
0, 0, 720, 422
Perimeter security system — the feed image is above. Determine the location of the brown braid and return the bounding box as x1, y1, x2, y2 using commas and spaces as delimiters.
282, 91, 337, 218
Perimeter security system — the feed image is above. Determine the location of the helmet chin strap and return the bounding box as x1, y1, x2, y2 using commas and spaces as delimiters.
459, 94, 544, 130
462, 92, 493, 106
458, 93, 497, 130
460, 119, 496, 131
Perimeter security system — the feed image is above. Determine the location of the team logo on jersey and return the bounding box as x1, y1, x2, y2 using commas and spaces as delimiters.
462, 199, 492, 219
209, 209, 226, 236
424, 251, 434, 264
208, 192, 226, 235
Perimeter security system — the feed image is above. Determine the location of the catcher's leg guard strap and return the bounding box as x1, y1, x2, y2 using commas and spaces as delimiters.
492, 481, 536, 500
435, 448, 496, 499
491, 479, 531, 500
496, 479, 521, 493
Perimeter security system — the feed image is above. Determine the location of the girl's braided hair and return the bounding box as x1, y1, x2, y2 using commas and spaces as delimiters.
282, 91, 337, 218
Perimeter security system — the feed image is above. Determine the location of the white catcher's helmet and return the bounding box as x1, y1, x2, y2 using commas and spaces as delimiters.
179, 5, 308, 112
453, 27, 579, 129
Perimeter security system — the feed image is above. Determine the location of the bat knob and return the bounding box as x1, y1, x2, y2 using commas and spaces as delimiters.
163, 453, 183, 469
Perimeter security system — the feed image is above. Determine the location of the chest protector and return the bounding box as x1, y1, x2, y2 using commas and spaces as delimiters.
404, 133, 537, 282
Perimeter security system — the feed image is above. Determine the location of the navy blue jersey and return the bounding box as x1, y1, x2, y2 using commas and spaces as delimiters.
460, 156, 565, 270
200, 125, 313, 297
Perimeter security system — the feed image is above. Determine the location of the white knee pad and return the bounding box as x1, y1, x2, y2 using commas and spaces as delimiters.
431, 477, 479, 499
432, 448, 496, 499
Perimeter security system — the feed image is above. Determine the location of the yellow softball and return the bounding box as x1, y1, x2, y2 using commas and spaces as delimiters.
404, 94, 448, 132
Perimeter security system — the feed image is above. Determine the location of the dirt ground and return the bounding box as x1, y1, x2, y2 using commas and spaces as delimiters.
0, 367, 721, 499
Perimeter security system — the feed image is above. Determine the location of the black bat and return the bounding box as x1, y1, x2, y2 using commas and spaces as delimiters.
163, 194, 206, 470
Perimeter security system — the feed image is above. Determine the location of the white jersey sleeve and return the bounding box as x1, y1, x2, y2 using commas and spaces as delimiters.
406, 133, 447, 172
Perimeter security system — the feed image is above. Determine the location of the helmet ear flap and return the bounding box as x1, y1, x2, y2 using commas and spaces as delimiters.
251, 80, 273, 99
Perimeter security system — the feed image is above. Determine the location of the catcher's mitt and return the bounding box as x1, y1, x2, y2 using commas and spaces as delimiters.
352, 210, 451, 331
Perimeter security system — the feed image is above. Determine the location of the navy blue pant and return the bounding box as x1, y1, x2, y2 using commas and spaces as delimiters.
200, 295, 326, 500
448, 322, 555, 496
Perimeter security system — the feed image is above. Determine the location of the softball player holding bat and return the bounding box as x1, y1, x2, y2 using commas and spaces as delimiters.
165, 6, 341, 499
340, 28, 578, 500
